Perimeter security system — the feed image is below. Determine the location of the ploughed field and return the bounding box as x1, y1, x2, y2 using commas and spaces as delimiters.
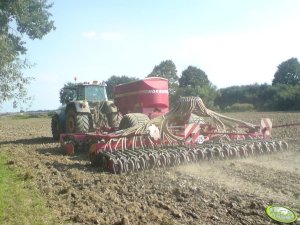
0, 112, 299, 225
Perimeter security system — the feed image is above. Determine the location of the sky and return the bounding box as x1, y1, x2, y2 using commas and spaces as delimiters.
2, 0, 300, 112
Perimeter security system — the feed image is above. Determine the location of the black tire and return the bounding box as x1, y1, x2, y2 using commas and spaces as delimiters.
66, 108, 90, 133
119, 113, 150, 130
189, 113, 205, 124
51, 114, 61, 140
103, 101, 121, 128
89, 151, 102, 166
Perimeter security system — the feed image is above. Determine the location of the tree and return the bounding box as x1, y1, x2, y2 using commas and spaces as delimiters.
148, 60, 178, 94
214, 83, 300, 111
0, 59, 33, 106
272, 57, 300, 85
174, 85, 218, 109
179, 66, 210, 88
266, 84, 300, 111
215, 84, 272, 110
0, 0, 55, 106
106, 75, 139, 99
175, 66, 218, 108
59, 82, 76, 104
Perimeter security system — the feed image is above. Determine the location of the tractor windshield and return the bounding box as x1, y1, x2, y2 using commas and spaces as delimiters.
77, 85, 108, 101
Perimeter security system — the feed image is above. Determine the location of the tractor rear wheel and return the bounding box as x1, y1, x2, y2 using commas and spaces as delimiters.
51, 114, 61, 140
119, 113, 150, 130
66, 108, 90, 133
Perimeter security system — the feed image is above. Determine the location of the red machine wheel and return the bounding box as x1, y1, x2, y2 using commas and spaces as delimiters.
108, 159, 115, 173
169, 152, 178, 166
120, 158, 129, 173
159, 154, 167, 168
281, 141, 288, 151
148, 154, 156, 169
179, 151, 187, 164
65, 143, 75, 155
222, 146, 230, 158
127, 158, 135, 172
254, 142, 263, 154
138, 157, 146, 171
115, 159, 124, 174
89, 143, 101, 166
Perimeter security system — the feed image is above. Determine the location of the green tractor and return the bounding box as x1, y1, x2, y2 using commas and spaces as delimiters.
51, 81, 119, 140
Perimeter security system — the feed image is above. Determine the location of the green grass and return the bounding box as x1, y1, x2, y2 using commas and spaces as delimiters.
0, 153, 58, 225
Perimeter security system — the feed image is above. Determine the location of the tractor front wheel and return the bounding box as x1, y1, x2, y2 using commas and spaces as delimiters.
66, 109, 90, 133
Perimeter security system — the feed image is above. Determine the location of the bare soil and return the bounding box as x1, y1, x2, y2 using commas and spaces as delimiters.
0, 112, 299, 225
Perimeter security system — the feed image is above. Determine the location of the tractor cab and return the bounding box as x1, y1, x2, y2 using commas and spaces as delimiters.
76, 82, 108, 102
51, 81, 116, 139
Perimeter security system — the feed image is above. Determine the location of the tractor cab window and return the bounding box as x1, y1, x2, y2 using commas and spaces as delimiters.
86, 85, 107, 101
77, 85, 108, 101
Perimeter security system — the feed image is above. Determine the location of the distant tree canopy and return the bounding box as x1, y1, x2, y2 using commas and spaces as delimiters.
148, 60, 178, 84
214, 57, 300, 111
0, 0, 55, 106
174, 66, 218, 108
215, 83, 300, 111
148, 60, 178, 95
57, 57, 300, 112
272, 57, 300, 85
174, 85, 218, 109
215, 84, 269, 110
106, 75, 139, 99
59, 82, 76, 104
269, 84, 300, 110
179, 66, 210, 88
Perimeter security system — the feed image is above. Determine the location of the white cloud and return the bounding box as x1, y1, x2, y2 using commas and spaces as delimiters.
174, 27, 300, 88
99, 32, 125, 41
81, 31, 97, 39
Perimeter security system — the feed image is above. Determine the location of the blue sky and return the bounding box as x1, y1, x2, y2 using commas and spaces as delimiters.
2, 0, 300, 112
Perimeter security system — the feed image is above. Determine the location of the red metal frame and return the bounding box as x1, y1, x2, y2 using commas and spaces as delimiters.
114, 77, 169, 117
60, 122, 265, 155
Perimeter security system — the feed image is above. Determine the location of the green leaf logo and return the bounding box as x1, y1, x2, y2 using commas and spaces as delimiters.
266, 205, 298, 223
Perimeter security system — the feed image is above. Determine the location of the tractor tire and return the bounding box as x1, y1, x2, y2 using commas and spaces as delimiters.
189, 113, 205, 124
103, 101, 121, 129
119, 113, 150, 130
51, 114, 61, 140
66, 108, 90, 133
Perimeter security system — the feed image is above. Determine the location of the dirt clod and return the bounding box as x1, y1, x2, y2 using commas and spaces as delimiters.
1, 113, 300, 225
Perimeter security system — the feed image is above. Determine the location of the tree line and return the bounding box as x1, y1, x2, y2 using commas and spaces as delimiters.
215, 58, 300, 111
59, 57, 300, 112
1, 1, 299, 112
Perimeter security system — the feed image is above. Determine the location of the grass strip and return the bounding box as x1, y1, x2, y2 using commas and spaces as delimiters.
0, 152, 57, 225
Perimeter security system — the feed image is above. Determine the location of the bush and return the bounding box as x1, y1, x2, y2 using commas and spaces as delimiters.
225, 103, 255, 112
